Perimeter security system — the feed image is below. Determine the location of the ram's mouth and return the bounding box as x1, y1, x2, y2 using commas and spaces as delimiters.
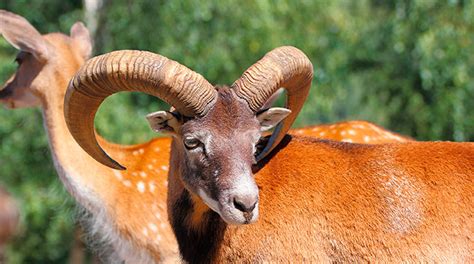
220, 200, 259, 225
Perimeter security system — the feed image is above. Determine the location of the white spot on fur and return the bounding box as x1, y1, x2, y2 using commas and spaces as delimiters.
348, 129, 356, 135
148, 223, 158, 233
340, 131, 347, 136
123, 180, 132, 187
149, 182, 156, 193
342, 138, 353, 143
154, 212, 161, 220
132, 150, 139, 156
139, 171, 147, 178
164, 180, 168, 187
42, 111, 169, 264
295, 130, 304, 135
154, 147, 161, 152
138, 149, 144, 154
319, 131, 326, 136
364, 136, 371, 143
142, 227, 149, 237
377, 152, 423, 234
113, 170, 123, 180
367, 123, 384, 134
161, 165, 168, 171
132, 172, 138, 177
137, 181, 145, 193
147, 164, 153, 170
384, 133, 405, 142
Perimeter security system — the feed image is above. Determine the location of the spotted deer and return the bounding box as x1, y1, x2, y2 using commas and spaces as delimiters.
0, 10, 177, 263
263, 89, 411, 143
291, 120, 411, 143
0, 10, 413, 263
1, 10, 419, 263
66, 46, 473, 262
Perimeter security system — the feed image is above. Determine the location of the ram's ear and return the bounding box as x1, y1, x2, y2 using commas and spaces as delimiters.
146, 111, 182, 135
70, 22, 92, 59
0, 10, 51, 61
257, 107, 291, 132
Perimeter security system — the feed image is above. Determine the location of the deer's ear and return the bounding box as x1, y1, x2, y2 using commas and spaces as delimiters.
257, 107, 291, 132
70, 22, 92, 59
146, 111, 182, 135
0, 10, 51, 61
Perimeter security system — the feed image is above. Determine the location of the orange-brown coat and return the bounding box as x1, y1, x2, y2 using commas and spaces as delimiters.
1, 11, 414, 263
177, 137, 473, 262
63, 47, 472, 263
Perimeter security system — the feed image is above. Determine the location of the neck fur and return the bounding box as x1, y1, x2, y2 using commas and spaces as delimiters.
40, 73, 114, 211
168, 141, 227, 263
37, 70, 161, 262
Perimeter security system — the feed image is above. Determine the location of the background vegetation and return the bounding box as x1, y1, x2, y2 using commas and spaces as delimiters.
0, 0, 473, 262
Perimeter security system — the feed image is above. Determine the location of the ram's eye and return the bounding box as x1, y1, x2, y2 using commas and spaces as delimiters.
183, 137, 201, 150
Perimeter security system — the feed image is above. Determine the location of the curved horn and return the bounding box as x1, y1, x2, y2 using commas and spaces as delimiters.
64, 50, 217, 170
232, 46, 313, 161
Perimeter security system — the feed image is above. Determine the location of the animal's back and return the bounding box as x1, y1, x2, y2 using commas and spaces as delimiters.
217, 137, 473, 262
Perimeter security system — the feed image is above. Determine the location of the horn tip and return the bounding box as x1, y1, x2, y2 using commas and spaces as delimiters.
109, 160, 127, 170
100, 151, 127, 170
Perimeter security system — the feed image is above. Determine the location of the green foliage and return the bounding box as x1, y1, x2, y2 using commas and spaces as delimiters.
0, 0, 473, 262
0, 93, 75, 263
95, 0, 473, 141
0, 1, 79, 262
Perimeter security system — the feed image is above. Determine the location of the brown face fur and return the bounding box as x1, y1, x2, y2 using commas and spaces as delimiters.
147, 86, 290, 225
175, 87, 262, 224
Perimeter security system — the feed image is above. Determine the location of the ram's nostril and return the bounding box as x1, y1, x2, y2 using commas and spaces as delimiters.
233, 196, 257, 213
233, 198, 245, 212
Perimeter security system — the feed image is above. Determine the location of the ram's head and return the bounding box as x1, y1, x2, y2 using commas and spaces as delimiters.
65, 46, 313, 224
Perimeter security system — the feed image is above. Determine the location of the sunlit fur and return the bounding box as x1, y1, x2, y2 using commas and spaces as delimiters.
167, 88, 261, 226
0, 26, 413, 264
0, 20, 179, 262
1, 11, 420, 263
164, 87, 472, 262
291, 120, 412, 143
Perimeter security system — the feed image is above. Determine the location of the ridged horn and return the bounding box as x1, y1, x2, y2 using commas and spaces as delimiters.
232, 46, 313, 161
64, 50, 217, 170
